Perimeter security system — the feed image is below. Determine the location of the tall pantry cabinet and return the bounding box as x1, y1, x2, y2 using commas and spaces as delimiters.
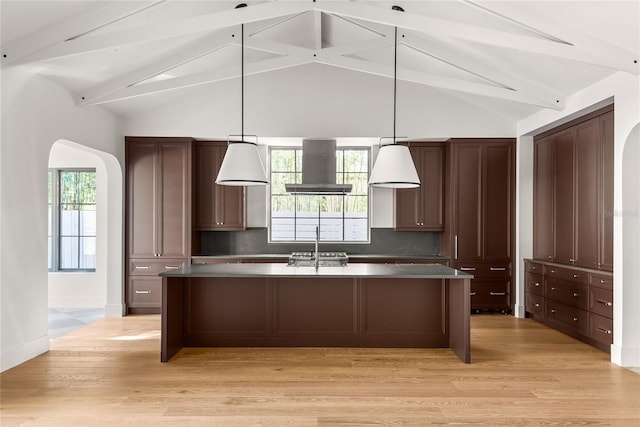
443, 138, 516, 312
527, 105, 614, 353
125, 137, 192, 313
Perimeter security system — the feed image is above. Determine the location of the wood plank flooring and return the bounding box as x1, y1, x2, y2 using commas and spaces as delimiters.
2, 314, 639, 426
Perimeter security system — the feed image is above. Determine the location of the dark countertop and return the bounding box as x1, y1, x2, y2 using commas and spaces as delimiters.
191, 254, 450, 261
161, 262, 472, 279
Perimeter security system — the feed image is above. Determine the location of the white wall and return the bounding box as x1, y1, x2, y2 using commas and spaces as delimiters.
517, 72, 640, 367
48, 142, 107, 308
0, 67, 124, 372
125, 63, 518, 228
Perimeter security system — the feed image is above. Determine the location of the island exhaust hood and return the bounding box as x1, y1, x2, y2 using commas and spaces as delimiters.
284, 139, 353, 195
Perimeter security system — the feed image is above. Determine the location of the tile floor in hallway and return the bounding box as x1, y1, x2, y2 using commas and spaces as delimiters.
48, 307, 105, 339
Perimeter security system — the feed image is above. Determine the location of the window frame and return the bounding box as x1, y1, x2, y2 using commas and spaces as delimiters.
267, 145, 371, 244
48, 168, 97, 272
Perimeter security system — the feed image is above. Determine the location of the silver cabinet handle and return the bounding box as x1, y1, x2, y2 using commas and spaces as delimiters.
490, 292, 506, 296
550, 269, 556, 273
460, 267, 476, 271
573, 317, 578, 322
164, 265, 180, 270
596, 327, 612, 335
573, 274, 579, 279
135, 265, 151, 270
573, 293, 579, 297
534, 303, 540, 308
548, 255, 553, 260
534, 282, 540, 287
570, 258, 576, 263
597, 300, 613, 307
470, 292, 477, 296
490, 267, 506, 271
551, 309, 557, 313
454, 235, 458, 260
135, 290, 151, 294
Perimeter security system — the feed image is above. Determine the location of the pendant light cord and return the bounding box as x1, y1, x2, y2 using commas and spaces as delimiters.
241, 23, 244, 140
393, 26, 397, 144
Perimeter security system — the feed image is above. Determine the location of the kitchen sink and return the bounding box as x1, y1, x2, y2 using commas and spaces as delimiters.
288, 252, 348, 267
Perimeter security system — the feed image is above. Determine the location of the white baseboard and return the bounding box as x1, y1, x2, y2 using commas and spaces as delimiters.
105, 303, 124, 317
1, 335, 49, 373
611, 344, 640, 367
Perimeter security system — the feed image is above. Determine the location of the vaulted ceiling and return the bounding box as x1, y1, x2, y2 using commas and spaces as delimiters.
1, 1, 638, 120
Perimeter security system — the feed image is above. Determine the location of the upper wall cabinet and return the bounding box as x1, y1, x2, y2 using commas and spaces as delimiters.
394, 142, 445, 231
126, 137, 191, 259
533, 106, 613, 271
193, 141, 246, 231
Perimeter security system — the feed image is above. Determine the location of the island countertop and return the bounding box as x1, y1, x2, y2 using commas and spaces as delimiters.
160, 262, 473, 279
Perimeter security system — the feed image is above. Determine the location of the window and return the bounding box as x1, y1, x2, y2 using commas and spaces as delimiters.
48, 169, 97, 271
269, 147, 369, 242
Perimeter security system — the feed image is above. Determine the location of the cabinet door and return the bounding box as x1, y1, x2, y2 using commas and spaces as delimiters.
574, 118, 599, 268
483, 142, 513, 260
554, 129, 575, 264
453, 144, 482, 260
158, 142, 190, 257
194, 142, 245, 230
395, 144, 444, 230
127, 142, 158, 258
533, 136, 555, 261
419, 145, 445, 230
599, 111, 614, 271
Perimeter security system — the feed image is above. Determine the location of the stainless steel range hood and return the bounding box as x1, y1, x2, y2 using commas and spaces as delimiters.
284, 138, 352, 195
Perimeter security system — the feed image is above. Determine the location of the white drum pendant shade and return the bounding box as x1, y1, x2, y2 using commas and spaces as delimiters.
215, 141, 268, 186
368, 143, 420, 188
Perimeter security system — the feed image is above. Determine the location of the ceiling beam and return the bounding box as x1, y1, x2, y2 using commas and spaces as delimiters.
401, 32, 564, 110
82, 54, 313, 106
319, 54, 562, 109
9, 2, 313, 65
77, 31, 234, 107
467, 0, 639, 75
1, 1, 165, 67
315, 2, 639, 74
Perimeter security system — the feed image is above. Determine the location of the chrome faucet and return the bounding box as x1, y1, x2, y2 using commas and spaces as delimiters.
314, 226, 320, 270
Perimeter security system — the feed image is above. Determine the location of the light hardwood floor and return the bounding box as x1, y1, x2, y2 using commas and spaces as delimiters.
2, 314, 639, 426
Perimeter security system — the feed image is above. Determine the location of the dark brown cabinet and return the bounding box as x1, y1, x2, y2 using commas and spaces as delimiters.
444, 138, 515, 312
524, 259, 613, 353
394, 143, 444, 231
193, 141, 245, 231
532, 105, 613, 271
125, 137, 191, 313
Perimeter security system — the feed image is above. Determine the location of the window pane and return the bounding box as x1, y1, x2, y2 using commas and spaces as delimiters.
343, 150, 368, 173
344, 218, 368, 241
60, 206, 79, 235
79, 237, 96, 269
78, 172, 96, 204
319, 218, 343, 241
80, 206, 97, 235
271, 172, 298, 195
60, 171, 78, 203
345, 196, 368, 215
271, 217, 295, 241
295, 215, 320, 240
60, 236, 79, 269
272, 195, 295, 216
345, 173, 368, 195
271, 150, 298, 172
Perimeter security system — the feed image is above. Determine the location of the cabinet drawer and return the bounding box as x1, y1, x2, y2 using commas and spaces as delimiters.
470, 280, 510, 310
128, 276, 162, 307
590, 272, 613, 290
544, 278, 588, 310
525, 272, 544, 296
545, 299, 588, 335
544, 265, 588, 284
129, 258, 186, 275
454, 262, 511, 277
589, 286, 613, 318
524, 260, 543, 274
589, 313, 613, 346
525, 292, 544, 318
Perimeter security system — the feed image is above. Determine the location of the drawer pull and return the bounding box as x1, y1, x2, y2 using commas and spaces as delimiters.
573, 292, 579, 297
164, 265, 180, 270
596, 327, 612, 335
573, 317, 578, 322
531, 266, 537, 270
534, 282, 540, 287
135, 265, 151, 270
570, 259, 576, 263
600, 279, 607, 284
573, 274, 579, 279
135, 290, 152, 294
490, 267, 506, 271
460, 267, 476, 271
550, 270, 556, 273
551, 309, 557, 313
490, 292, 506, 296
470, 292, 477, 296
596, 299, 613, 307
551, 287, 557, 291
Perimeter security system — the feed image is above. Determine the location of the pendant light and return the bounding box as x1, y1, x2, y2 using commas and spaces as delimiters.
216, 18, 268, 186
369, 22, 420, 189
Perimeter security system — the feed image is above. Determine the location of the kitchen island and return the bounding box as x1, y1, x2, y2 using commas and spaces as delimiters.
160, 263, 473, 363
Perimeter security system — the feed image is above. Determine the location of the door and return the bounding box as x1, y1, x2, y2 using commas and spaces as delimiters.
533, 136, 554, 261
453, 143, 482, 261
554, 129, 575, 264
127, 142, 158, 258
599, 111, 614, 271
574, 118, 599, 268
483, 143, 513, 260
158, 142, 190, 257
